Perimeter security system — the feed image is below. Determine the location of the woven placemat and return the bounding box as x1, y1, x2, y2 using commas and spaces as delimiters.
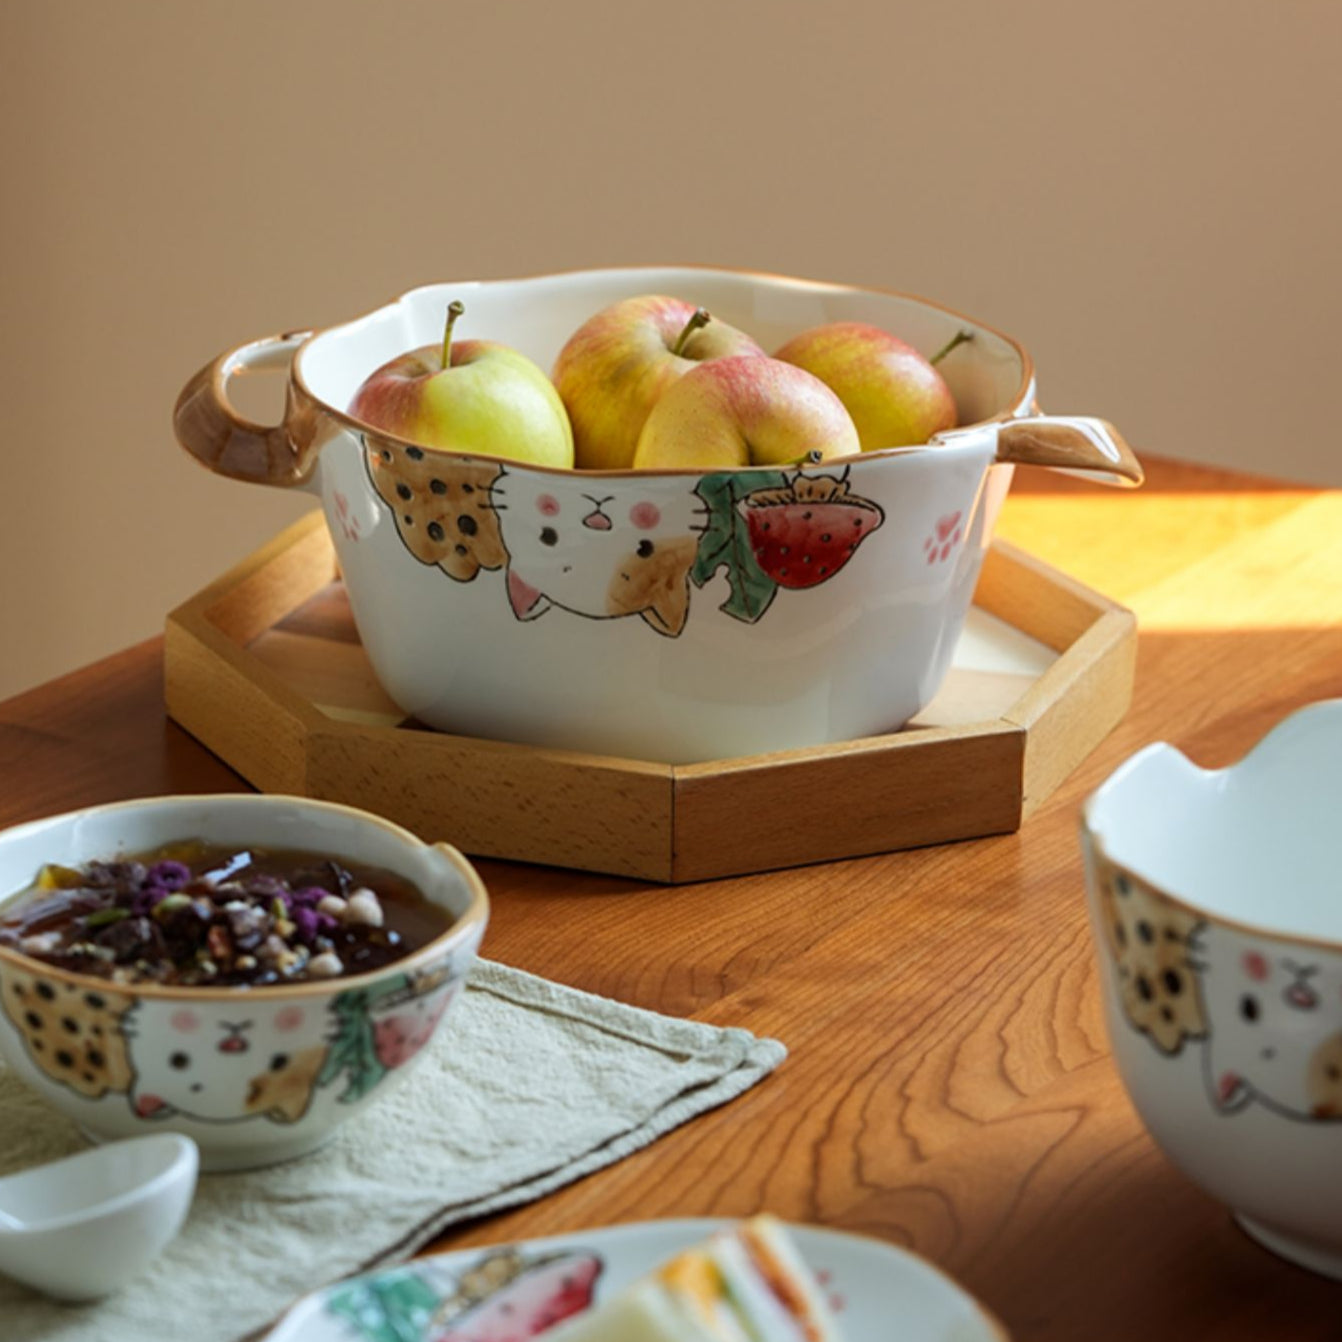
0, 960, 785, 1342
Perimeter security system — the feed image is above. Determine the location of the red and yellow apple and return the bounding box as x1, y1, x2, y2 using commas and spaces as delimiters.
349, 301, 574, 468
632, 356, 861, 470
552, 295, 764, 469
773, 322, 957, 450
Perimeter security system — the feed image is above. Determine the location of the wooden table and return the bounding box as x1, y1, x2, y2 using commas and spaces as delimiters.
3, 456, 1340, 1339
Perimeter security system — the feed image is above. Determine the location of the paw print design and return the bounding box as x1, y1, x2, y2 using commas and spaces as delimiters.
814, 1267, 846, 1317
333, 490, 362, 543
738, 473, 884, 590
922, 511, 963, 565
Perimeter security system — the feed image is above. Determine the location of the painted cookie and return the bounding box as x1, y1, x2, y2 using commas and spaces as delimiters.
0, 964, 134, 1098
1098, 862, 1207, 1055
364, 435, 507, 580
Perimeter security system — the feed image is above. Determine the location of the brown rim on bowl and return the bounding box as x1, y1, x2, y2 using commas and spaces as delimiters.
1081, 822, 1342, 957
291, 262, 1038, 480
0, 795, 490, 1001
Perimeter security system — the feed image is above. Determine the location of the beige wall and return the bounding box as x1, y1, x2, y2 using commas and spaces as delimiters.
3, 1, 1339, 701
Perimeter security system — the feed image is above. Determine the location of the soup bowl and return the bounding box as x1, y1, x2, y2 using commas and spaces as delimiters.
175, 266, 1141, 763
1081, 701, 1342, 1279
0, 795, 488, 1171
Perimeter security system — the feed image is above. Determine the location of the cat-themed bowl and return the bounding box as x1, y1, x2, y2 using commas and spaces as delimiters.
174, 266, 1141, 764
0, 795, 488, 1172
1080, 700, 1342, 1279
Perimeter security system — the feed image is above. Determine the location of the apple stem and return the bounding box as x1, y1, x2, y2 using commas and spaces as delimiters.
441, 300, 466, 369
930, 330, 973, 366
671, 307, 712, 357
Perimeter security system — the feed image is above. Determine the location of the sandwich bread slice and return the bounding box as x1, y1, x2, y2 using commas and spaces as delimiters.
544, 1215, 844, 1341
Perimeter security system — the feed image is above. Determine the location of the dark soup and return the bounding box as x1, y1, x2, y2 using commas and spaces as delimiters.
0, 841, 454, 987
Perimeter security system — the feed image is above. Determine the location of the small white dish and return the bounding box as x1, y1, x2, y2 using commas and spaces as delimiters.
0, 1133, 198, 1300
263, 1217, 1008, 1341
1082, 699, 1342, 1279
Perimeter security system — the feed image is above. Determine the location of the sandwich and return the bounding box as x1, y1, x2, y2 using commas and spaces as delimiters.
544, 1214, 843, 1341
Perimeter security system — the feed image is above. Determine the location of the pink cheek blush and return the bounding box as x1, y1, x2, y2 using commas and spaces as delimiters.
1243, 951, 1270, 982
170, 1010, 200, 1033
275, 1006, 307, 1032
630, 501, 661, 530
537, 494, 560, 517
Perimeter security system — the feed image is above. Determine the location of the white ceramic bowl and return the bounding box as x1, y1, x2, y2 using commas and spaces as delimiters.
0, 1134, 198, 1300
0, 796, 488, 1172
175, 266, 1141, 764
1081, 700, 1342, 1279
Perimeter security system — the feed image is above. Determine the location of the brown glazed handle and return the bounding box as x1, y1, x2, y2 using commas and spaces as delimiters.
996, 415, 1144, 487
173, 330, 324, 488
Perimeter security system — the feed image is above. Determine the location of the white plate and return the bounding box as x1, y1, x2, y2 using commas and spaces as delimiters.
264, 1218, 1007, 1341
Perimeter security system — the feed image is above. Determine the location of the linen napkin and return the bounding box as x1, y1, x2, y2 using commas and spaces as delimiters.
0, 960, 785, 1342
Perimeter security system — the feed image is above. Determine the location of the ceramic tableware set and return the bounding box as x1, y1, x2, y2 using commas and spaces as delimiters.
0, 266, 1335, 1334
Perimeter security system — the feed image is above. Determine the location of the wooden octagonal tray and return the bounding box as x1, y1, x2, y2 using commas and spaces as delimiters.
164, 513, 1135, 883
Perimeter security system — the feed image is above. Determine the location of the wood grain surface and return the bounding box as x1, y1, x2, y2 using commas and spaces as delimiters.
3, 456, 1341, 1339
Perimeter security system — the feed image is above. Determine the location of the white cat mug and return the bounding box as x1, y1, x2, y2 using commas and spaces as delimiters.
175, 266, 1142, 763
1081, 701, 1342, 1280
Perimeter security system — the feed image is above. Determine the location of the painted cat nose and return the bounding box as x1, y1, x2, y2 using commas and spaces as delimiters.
582, 510, 612, 530
218, 1035, 249, 1053
1285, 983, 1318, 1011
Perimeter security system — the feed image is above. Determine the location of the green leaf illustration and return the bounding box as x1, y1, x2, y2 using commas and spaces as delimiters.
692, 472, 786, 623
326, 1270, 443, 1342
319, 975, 407, 1103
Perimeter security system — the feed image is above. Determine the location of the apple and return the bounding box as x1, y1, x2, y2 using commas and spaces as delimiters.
349, 301, 574, 468
552, 294, 764, 469
772, 321, 958, 450
631, 356, 860, 470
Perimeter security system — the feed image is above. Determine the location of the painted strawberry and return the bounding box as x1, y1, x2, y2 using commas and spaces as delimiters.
371, 987, 456, 1069
434, 1251, 602, 1341
738, 474, 884, 590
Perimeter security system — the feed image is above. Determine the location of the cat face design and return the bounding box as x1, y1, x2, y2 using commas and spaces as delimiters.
130, 1002, 331, 1124
493, 474, 705, 637
1198, 922, 1342, 1121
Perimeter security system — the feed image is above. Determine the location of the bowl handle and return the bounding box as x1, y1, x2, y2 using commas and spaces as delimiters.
994, 414, 1144, 487
173, 330, 326, 489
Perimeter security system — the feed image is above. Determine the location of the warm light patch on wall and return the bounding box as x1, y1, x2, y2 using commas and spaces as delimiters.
994, 491, 1340, 631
